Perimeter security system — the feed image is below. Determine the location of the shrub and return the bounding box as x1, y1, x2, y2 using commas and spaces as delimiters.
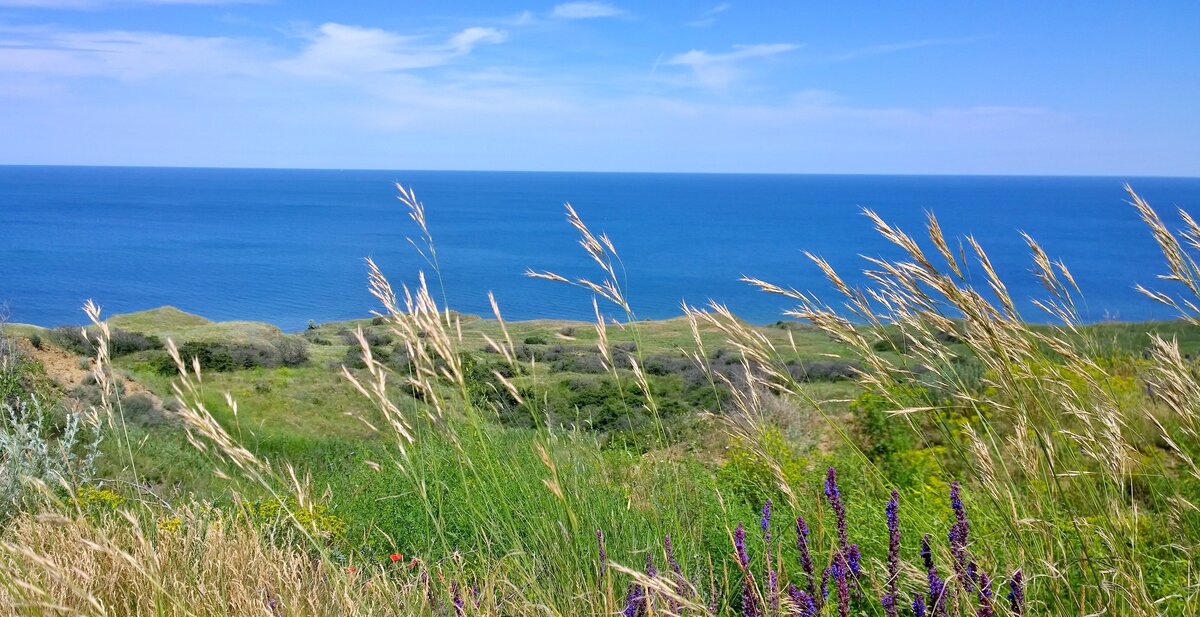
644, 354, 692, 376
47, 326, 161, 357
523, 335, 548, 345
340, 330, 391, 347
110, 330, 163, 356
786, 359, 861, 382
0, 398, 101, 523
272, 337, 309, 367
150, 338, 308, 375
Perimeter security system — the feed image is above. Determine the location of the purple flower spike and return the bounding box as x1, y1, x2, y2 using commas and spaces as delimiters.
596, 529, 607, 579
976, 570, 994, 617
912, 594, 927, 617
663, 534, 689, 604
768, 570, 780, 615
742, 584, 762, 617
735, 522, 750, 569
847, 543, 862, 577
921, 534, 947, 617
623, 582, 646, 617
885, 490, 901, 617
949, 482, 971, 592
825, 467, 848, 551
881, 593, 897, 616
761, 499, 777, 613
451, 582, 465, 617
1007, 570, 1025, 616
795, 516, 817, 606
787, 584, 816, 617
831, 554, 851, 617
664, 535, 683, 578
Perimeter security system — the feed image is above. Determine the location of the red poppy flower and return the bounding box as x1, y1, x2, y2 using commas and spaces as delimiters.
389, 553, 403, 562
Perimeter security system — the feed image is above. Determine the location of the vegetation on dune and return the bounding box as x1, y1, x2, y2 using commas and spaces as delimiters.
2, 185, 1200, 615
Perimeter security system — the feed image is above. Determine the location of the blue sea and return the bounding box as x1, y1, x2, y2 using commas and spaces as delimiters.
3, 166, 1200, 331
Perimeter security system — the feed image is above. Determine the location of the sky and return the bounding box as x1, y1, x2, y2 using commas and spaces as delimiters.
0, 1, 1197, 175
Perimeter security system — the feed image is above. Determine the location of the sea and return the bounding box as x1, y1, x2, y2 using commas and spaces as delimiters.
3, 166, 1200, 331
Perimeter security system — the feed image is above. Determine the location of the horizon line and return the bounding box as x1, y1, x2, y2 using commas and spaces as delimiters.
2, 163, 1198, 181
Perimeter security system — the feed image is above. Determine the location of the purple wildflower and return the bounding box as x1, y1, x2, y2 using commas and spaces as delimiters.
795, 516, 817, 607
921, 534, 947, 617
734, 522, 759, 617
976, 570, 994, 617
912, 594, 927, 617
664, 534, 690, 606
622, 582, 646, 617
735, 523, 750, 569
762, 500, 777, 615
949, 482, 971, 592
664, 535, 684, 579
831, 553, 851, 617
596, 529, 608, 579
642, 554, 658, 613
885, 490, 901, 617
881, 593, 897, 616
761, 499, 773, 546
768, 570, 779, 616
451, 582, 465, 617
824, 467, 849, 551
787, 584, 816, 617
847, 543, 862, 577
742, 584, 762, 617
1007, 570, 1025, 616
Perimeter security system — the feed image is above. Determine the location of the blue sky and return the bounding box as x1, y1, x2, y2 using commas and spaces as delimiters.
0, 1, 1197, 175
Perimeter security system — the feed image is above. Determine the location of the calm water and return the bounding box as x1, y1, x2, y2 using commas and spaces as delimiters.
2, 166, 1200, 331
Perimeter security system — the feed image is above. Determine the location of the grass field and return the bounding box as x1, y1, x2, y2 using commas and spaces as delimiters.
3, 185, 1200, 615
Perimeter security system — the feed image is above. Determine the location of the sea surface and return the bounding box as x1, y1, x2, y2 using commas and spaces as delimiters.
3, 166, 1200, 331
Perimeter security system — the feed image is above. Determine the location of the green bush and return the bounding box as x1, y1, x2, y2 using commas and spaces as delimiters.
47, 326, 162, 357
149, 337, 308, 375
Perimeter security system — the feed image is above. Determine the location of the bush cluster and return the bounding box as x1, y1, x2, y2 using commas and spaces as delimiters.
148, 337, 308, 375
47, 326, 162, 357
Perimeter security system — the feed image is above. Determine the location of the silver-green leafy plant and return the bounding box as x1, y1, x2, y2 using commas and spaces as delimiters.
0, 397, 102, 524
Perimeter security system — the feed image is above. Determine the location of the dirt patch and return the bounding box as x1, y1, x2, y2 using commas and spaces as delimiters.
16, 338, 155, 399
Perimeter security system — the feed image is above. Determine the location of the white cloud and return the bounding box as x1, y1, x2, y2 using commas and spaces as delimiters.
666, 43, 798, 90
280, 23, 507, 77
687, 3, 729, 27
552, 2, 622, 19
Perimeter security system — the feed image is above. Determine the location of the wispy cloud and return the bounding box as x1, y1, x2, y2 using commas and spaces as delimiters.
552, 2, 623, 19
280, 23, 507, 77
666, 43, 798, 90
0, 25, 263, 79
687, 3, 730, 28
832, 36, 979, 61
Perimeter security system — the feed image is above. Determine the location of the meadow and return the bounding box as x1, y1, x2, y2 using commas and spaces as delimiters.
1, 184, 1199, 615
